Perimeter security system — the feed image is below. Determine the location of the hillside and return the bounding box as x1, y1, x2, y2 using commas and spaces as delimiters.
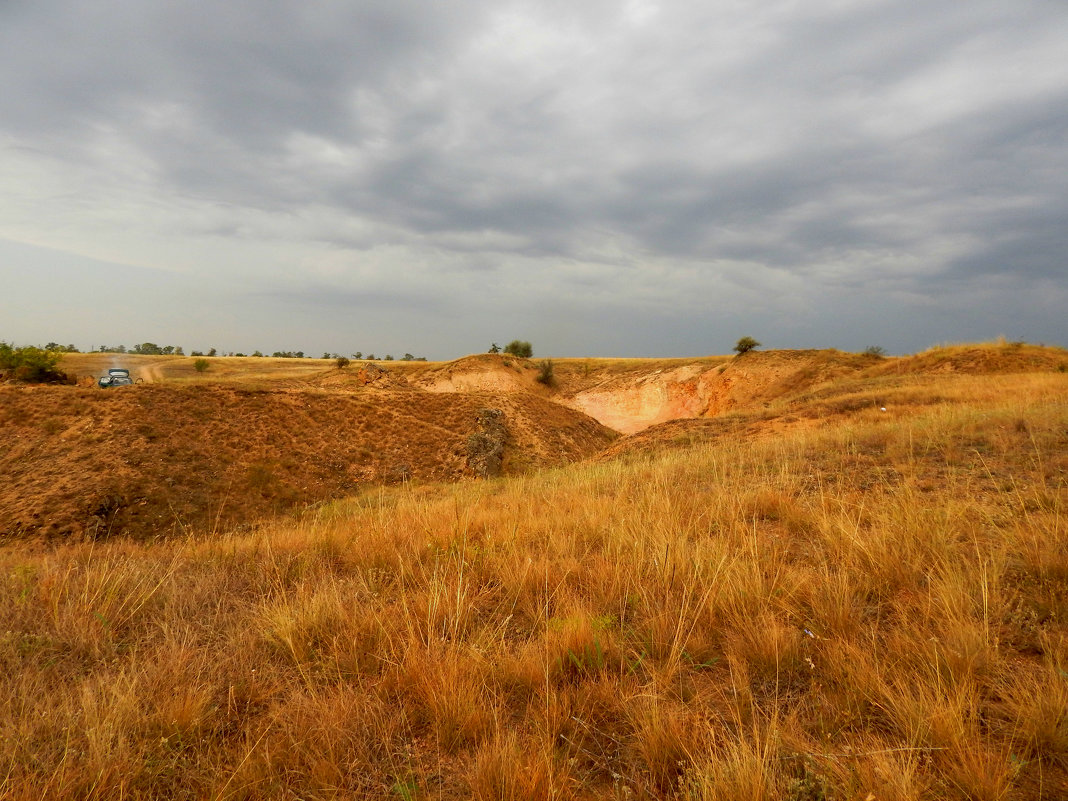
0, 384, 615, 540
0, 348, 1065, 799
3, 343, 1065, 541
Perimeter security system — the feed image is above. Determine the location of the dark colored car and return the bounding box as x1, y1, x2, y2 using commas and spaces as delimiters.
98, 368, 135, 388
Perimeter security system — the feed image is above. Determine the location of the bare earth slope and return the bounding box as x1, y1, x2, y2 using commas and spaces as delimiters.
0, 384, 614, 540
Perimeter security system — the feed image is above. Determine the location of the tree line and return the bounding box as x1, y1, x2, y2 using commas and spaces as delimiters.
26, 343, 429, 360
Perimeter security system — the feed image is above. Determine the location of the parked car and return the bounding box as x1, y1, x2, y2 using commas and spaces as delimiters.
98, 368, 136, 388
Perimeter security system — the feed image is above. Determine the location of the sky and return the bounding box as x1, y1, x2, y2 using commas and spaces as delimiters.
1, 0, 1066, 359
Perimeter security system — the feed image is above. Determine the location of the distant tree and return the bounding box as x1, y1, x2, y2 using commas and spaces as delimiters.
208, 348, 217, 357
352, 352, 363, 359
504, 340, 533, 358
733, 336, 761, 355
174, 346, 184, 356
488, 343, 501, 354
234, 352, 246, 357
336, 356, 351, 369
384, 354, 394, 361
252, 350, 263, 357
190, 350, 204, 357
161, 345, 175, 355
193, 358, 210, 373
367, 353, 376, 361
402, 353, 414, 361
863, 345, 887, 358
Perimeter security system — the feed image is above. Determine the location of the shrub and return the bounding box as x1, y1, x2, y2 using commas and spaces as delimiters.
733, 336, 760, 355
193, 359, 210, 373
0, 342, 67, 383
335, 357, 351, 369
488, 343, 501, 354
535, 359, 555, 386
504, 340, 533, 358
863, 345, 887, 358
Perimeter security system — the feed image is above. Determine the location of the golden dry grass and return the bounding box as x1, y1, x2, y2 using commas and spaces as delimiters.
1, 362, 1066, 799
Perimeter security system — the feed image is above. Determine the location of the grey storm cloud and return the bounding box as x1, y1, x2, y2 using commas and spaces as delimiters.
1, 0, 1066, 357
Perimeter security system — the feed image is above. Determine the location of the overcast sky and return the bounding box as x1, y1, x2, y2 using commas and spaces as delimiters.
2, 0, 1066, 358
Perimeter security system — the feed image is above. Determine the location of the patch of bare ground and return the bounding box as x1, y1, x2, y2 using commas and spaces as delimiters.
556, 349, 888, 433
0, 384, 615, 541
408, 352, 549, 394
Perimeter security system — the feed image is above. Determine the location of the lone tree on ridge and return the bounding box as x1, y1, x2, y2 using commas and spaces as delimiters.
733, 336, 761, 355
504, 340, 533, 358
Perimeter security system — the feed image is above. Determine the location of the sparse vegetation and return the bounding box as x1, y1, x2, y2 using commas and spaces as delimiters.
504, 340, 533, 358
733, 335, 760, 355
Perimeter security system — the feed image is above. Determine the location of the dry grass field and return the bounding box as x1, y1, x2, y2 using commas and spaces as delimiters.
1, 343, 1066, 799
